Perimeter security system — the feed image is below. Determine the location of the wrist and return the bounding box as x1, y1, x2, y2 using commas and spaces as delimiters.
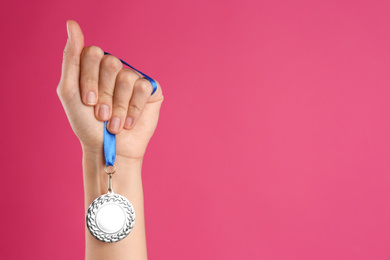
80, 141, 103, 157
81, 148, 144, 178
81, 143, 144, 161
81, 143, 145, 163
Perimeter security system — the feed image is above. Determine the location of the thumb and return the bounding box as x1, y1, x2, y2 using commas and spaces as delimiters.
59, 20, 84, 93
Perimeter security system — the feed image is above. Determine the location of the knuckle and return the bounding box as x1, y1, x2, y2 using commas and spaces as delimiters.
56, 83, 78, 103
113, 103, 128, 113
117, 69, 138, 84
62, 48, 69, 61
81, 76, 98, 87
63, 46, 79, 66
62, 41, 71, 59
56, 85, 62, 98
82, 46, 104, 59
102, 55, 122, 71
101, 89, 113, 98
129, 103, 142, 113
136, 80, 152, 95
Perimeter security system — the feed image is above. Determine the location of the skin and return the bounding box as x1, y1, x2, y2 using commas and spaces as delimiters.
57, 20, 164, 260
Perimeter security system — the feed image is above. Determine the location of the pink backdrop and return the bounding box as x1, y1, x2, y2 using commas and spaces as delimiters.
1, 0, 390, 259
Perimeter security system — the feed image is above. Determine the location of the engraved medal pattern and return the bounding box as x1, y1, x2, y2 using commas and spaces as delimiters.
86, 193, 135, 243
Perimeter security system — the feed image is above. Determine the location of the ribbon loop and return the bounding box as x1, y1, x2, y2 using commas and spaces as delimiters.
103, 51, 157, 95
102, 51, 156, 167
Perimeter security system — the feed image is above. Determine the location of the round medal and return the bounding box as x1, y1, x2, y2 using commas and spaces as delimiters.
86, 192, 135, 243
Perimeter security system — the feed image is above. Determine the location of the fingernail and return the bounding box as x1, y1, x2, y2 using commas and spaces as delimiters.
86, 92, 97, 105
109, 117, 120, 132
66, 21, 71, 39
125, 117, 133, 128
99, 104, 109, 120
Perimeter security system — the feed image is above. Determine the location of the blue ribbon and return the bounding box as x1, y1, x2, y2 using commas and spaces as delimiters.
104, 52, 157, 95
103, 52, 157, 167
104, 121, 116, 166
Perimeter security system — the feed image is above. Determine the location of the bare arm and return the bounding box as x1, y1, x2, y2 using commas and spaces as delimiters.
57, 20, 163, 260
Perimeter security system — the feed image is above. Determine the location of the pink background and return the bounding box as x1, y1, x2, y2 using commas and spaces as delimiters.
1, 0, 390, 259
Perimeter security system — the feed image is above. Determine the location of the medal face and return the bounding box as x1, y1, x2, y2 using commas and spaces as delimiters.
86, 193, 135, 243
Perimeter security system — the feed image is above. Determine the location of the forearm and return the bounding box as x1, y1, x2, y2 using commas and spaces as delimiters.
82, 148, 147, 260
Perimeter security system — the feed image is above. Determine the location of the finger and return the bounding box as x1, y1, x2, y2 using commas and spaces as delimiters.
124, 78, 153, 129
94, 55, 123, 121
131, 69, 143, 78
107, 68, 140, 134
58, 20, 84, 96
79, 46, 104, 105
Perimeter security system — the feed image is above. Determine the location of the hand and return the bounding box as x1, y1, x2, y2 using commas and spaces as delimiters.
57, 20, 164, 160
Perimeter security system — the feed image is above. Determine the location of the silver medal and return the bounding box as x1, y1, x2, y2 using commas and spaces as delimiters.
86, 165, 135, 243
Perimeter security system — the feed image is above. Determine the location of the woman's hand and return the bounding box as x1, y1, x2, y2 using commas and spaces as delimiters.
57, 20, 164, 160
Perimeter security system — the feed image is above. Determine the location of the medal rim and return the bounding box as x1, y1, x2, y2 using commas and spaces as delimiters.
86, 192, 135, 243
